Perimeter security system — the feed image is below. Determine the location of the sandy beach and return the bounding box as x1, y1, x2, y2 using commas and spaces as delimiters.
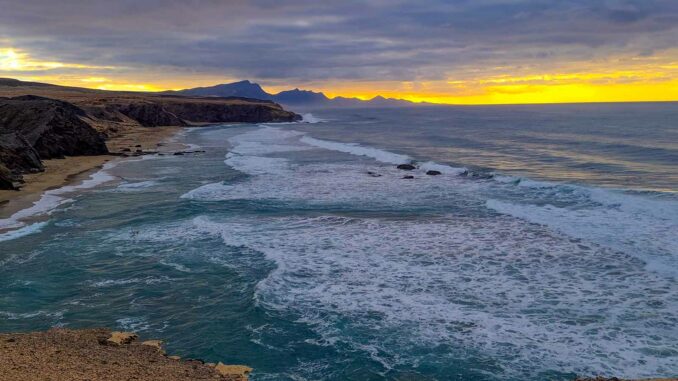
0, 126, 182, 222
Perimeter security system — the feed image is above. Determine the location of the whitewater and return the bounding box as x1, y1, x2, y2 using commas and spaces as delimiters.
1, 104, 677, 381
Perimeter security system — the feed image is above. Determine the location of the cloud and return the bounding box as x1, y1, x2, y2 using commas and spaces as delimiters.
0, 0, 676, 88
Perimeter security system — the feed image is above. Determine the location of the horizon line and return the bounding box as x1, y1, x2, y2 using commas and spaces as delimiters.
4, 77, 678, 107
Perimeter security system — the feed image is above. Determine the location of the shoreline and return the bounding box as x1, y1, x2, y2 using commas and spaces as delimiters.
0, 328, 251, 381
0, 126, 184, 225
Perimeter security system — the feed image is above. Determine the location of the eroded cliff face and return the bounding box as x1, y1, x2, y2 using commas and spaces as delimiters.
0, 96, 109, 158
0, 96, 108, 189
161, 100, 300, 124
94, 98, 300, 128
115, 102, 186, 127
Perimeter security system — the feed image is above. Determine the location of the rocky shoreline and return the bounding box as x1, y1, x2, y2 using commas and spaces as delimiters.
0, 328, 673, 381
0, 78, 300, 191
0, 328, 251, 381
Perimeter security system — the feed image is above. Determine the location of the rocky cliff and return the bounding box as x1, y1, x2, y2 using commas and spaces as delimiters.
159, 99, 298, 124
0, 79, 301, 190
0, 96, 108, 189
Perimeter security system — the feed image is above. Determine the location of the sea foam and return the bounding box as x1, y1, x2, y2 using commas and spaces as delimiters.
176, 124, 678, 377
0, 162, 118, 232
301, 135, 411, 164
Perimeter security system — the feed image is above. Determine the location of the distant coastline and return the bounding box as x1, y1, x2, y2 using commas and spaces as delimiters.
0, 78, 300, 227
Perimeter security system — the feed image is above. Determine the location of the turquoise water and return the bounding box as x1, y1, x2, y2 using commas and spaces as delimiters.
1, 104, 677, 380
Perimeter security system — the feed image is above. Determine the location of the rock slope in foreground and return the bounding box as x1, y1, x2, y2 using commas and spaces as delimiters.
0, 328, 251, 381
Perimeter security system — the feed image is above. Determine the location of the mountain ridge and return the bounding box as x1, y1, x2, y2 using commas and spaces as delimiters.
165, 81, 425, 108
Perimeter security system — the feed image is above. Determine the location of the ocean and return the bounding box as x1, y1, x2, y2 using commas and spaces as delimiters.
1, 103, 677, 380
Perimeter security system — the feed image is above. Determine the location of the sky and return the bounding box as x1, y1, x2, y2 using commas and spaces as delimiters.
0, 0, 677, 104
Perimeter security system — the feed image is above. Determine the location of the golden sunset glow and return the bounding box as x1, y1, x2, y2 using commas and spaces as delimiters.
0, 48, 113, 72
3, 45, 677, 104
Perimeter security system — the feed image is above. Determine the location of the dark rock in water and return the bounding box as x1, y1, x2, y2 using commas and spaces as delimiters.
426, 170, 442, 176
458, 170, 493, 179
121, 148, 131, 152
172, 150, 205, 156
402, 175, 414, 179
367, 171, 382, 177
397, 164, 416, 170
468, 172, 494, 180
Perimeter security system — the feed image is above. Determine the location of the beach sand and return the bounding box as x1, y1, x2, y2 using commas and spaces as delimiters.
0, 126, 182, 221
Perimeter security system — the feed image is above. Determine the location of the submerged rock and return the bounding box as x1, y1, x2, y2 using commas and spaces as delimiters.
426, 170, 442, 176
402, 175, 415, 179
459, 169, 494, 180
397, 164, 416, 170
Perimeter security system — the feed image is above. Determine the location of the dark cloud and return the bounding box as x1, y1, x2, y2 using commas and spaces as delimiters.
1, 0, 676, 82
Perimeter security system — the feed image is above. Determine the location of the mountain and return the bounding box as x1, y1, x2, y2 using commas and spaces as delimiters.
273, 88, 329, 105
167, 81, 425, 108
164, 80, 272, 100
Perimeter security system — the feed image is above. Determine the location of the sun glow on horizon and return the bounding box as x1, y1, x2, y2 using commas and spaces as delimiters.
2, 46, 677, 104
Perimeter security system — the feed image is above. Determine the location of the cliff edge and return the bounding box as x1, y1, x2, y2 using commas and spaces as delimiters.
0, 328, 251, 381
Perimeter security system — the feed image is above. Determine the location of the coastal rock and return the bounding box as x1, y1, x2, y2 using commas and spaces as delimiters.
0, 96, 108, 189
215, 363, 253, 381
0, 131, 43, 179
397, 164, 416, 170
402, 175, 414, 179
141, 340, 164, 352
118, 102, 186, 127
459, 170, 494, 180
0, 328, 253, 381
426, 170, 442, 176
0, 163, 20, 190
161, 100, 300, 124
106, 331, 138, 345
0, 95, 108, 159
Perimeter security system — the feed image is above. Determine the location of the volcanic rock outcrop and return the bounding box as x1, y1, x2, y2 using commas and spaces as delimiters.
0, 95, 108, 189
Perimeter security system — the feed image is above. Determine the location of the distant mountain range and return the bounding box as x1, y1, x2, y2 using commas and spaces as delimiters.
164, 80, 426, 108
